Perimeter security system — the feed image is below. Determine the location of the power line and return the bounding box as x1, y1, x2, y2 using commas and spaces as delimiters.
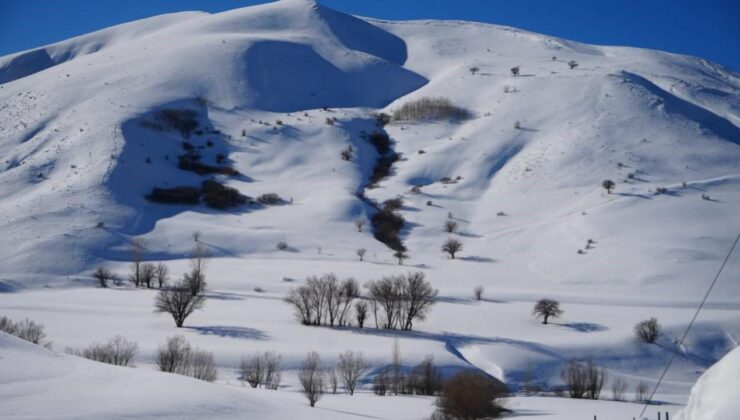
639, 232, 740, 418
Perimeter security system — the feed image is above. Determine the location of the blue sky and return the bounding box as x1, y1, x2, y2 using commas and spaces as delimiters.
1, 0, 738, 71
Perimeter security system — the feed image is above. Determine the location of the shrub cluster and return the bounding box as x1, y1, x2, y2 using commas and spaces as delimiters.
0, 316, 49, 347
371, 208, 405, 251
239, 351, 282, 390
67, 335, 138, 367
433, 371, 508, 419
178, 153, 239, 176
392, 97, 471, 122
156, 109, 199, 138
202, 180, 248, 209
257, 193, 282, 205
156, 335, 217, 382
148, 186, 201, 205
560, 358, 607, 400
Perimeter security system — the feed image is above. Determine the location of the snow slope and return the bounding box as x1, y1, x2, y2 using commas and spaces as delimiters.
1, 0, 739, 418
676, 346, 740, 420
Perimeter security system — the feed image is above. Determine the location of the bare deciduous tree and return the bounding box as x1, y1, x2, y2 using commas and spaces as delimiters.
328, 368, 339, 394
240, 353, 264, 388
611, 378, 627, 401
474, 286, 484, 301
186, 243, 209, 295
187, 349, 217, 382
568, 60, 579, 70
338, 350, 368, 395
394, 250, 409, 265
93, 266, 115, 288
355, 219, 366, 232
602, 179, 616, 194
71, 335, 138, 367
155, 263, 169, 288
442, 238, 463, 259
129, 237, 146, 287
263, 351, 282, 390
337, 278, 360, 326
156, 335, 191, 373
285, 285, 313, 325
635, 381, 650, 403
561, 360, 587, 398
444, 220, 458, 233
154, 281, 206, 328
410, 355, 441, 396
355, 300, 368, 328
510, 66, 520, 76
391, 339, 402, 395
634, 317, 660, 344
356, 248, 366, 262
299, 351, 325, 407
585, 358, 607, 400
532, 299, 562, 324
141, 263, 156, 288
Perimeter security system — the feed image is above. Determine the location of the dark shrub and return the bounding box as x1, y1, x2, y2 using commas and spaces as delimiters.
178, 154, 239, 176
370, 154, 399, 186
368, 132, 391, 155
371, 209, 405, 251
148, 186, 201, 205
257, 193, 282, 205
435, 371, 508, 419
201, 180, 247, 209
156, 109, 199, 138
382, 198, 404, 212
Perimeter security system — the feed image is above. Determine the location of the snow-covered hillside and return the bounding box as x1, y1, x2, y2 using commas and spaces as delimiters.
1, 0, 738, 418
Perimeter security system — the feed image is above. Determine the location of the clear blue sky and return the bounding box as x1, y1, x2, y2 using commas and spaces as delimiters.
1, 0, 738, 71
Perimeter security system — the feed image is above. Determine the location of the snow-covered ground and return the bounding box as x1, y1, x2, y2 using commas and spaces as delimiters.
1, 0, 738, 418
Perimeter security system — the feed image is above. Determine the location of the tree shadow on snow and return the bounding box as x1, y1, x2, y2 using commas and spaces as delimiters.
187, 325, 268, 341
556, 322, 608, 333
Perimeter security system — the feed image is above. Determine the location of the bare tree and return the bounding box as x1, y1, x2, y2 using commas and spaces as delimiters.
410, 355, 441, 395
154, 280, 206, 328
328, 368, 339, 394
444, 220, 458, 233
634, 317, 660, 344
186, 243, 210, 295
299, 351, 325, 407
338, 350, 368, 395
155, 263, 169, 288
356, 248, 366, 262
285, 285, 313, 325
398, 272, 438, 331
93, 266, 115, 288
14, 319, 47, 345
532, 299, 562, 324
510, 66, 520, 76
129, 237, 146, 287
263, 351, 282, 390
442, 238, 463, 259
192, 231, 201, 243
568, 60, 579, 70
391, 339, 402, 394
435, 371, 507, 419
373, 369, 390, 395
602, 179, 616, 194
366, 276, 401, 329
474, 286, 484, 301
141, 263, 156, 288
156, 335, 191, 373
240, 353, 264, 388
585, 358, 607, 400
337, 278, 360, 326
635, 381, 650, 403
355, 300, 368, 328
561, 360, 587, 398
394, 250, 408, 265
611, 378, 627, 401
355, 219, 366, 232
187, 349, 217, 382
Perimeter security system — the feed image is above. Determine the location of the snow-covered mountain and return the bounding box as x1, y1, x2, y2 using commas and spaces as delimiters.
1, 0, 738, 418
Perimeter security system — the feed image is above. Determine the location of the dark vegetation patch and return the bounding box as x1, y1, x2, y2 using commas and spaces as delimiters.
178, 152, 239, 176
148, 186, 201, 205
392, 97, 472, 122
371, 209, 406, 252
201, 180, 249, 209
156, 109, 199, 138
147, 181, 248, 210
257, 193, 283, 205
